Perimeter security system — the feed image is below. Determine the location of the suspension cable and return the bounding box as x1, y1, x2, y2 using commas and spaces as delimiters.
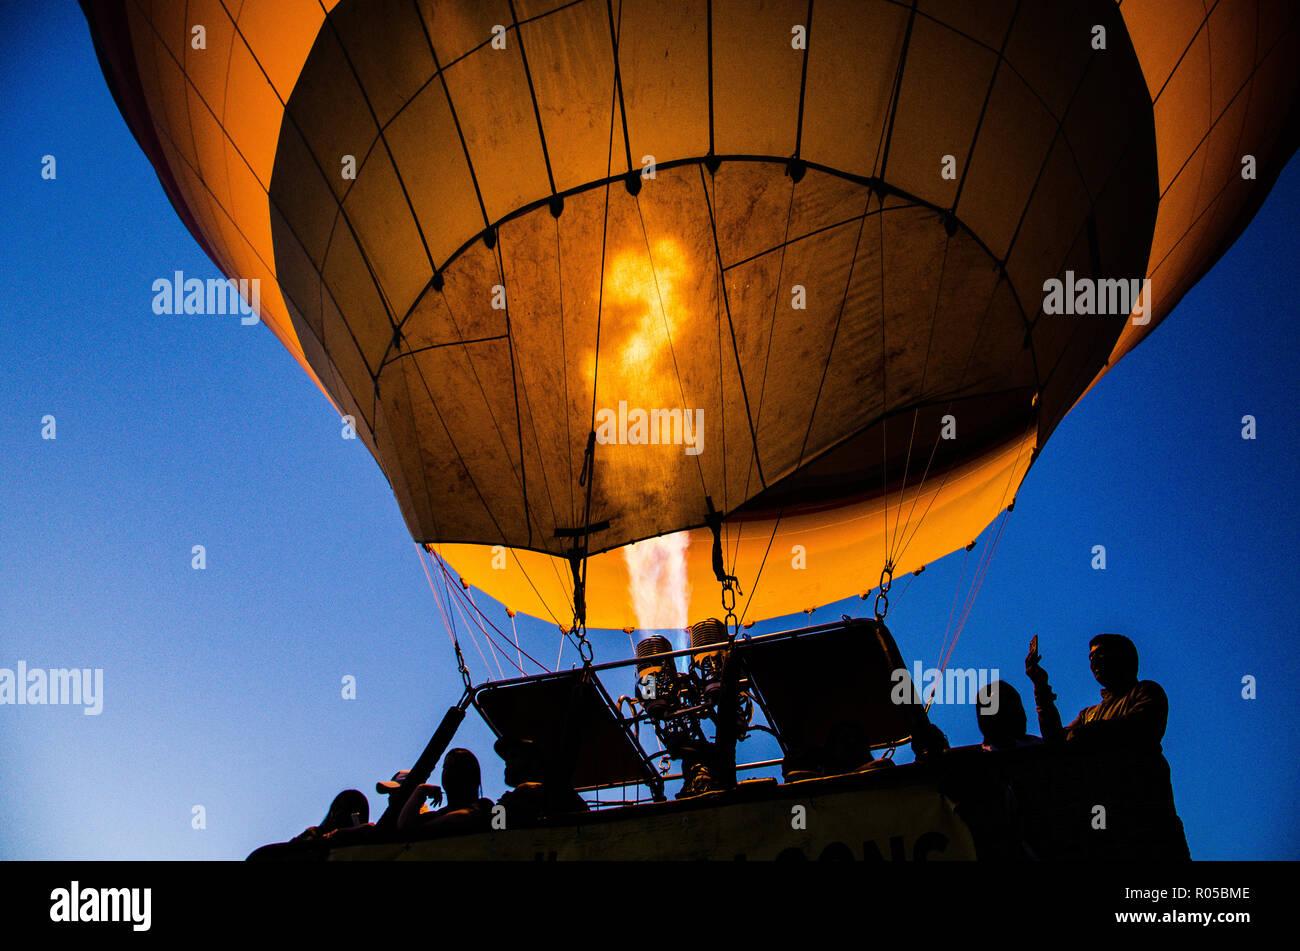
427, 548, 548, 673
417, 544, 471, 690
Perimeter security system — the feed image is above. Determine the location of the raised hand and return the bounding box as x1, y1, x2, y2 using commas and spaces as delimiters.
1025, 635, 1048, 685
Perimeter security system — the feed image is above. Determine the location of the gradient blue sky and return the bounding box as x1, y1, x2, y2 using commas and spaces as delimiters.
1, 1, 1297, 860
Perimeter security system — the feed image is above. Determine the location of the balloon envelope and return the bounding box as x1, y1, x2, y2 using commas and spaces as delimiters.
82, 0, 1299, 627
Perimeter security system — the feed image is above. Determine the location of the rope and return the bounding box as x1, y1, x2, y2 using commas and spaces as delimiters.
926, 431, 1029, 704
436, 554, 495, 680
936, 545, 971, 677
423, 548, 511, 678
587, 0, 621, 432
509, 610, 523, 673
729, 168, 800, 579
886, 231, 952, 568
735, 506, 785, 629
416, 544, 462, 658
877, 206, 891, 570
555, 215, 575, 530
446, 578, 513, 678
428, 548, 548, 674
450, 576, 503, 680
947, 509, 1012, 667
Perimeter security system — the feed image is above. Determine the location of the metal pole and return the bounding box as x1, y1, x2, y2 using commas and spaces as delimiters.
376, 694, 469, 832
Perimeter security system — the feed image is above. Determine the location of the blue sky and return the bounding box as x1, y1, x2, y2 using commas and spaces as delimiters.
1, 1, 1296, 860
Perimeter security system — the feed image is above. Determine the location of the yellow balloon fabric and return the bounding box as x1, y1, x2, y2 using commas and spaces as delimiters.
82, 0, 1299, 627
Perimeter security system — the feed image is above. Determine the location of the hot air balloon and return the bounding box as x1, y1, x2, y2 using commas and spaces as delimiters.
81, 0, 1298, 860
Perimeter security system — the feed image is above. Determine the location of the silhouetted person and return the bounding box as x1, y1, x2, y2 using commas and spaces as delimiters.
376, 768, 439, 807
1026, 633, 1188, 859
292, 788, 369, 842
1026, 634, 1167, 749
397, 748, 493, 835
960, 684, 1040, 859
911, 720, 950, 760
494, 737, 587, 825
975, 680, 1042, 751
